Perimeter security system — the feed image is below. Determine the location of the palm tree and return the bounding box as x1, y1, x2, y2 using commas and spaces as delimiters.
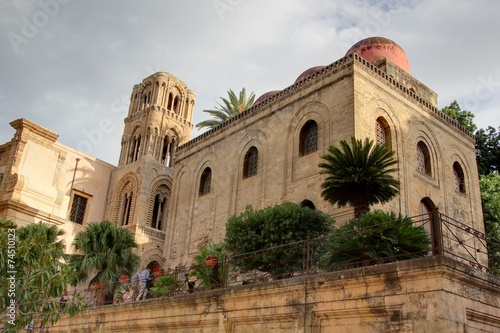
70, 221, 139, 305
196, 88, 255, 130
319, 136, 399, 218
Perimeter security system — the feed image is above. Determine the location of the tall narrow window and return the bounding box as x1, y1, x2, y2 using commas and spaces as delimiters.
199, 167, 212, 196
375, 119, 389, 146
299, 120, 318, 156
151, 194, 167, 230
243, 147, 258, 178
133, 135, 141, 161
70, 193, 88, 225
453, 162, 466, 193
161, 136, 170, 164
120, 193, 133, 226
416, 141, 431, 176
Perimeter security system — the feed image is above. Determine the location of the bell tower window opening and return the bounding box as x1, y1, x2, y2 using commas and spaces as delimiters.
199, 167, 212, 196
161, 136, 170, 164
120, 192, 133, 226
243, 147, 259, 178
173, 96, 180, 114
151, 194, 167, 230
299, 120, 318, 156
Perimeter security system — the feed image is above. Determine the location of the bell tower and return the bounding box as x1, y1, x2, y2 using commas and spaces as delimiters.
106, 72, 196, 267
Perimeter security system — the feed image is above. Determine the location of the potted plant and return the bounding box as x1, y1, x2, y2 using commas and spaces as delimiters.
152, 267, 165, 278
119, 275, 129, 285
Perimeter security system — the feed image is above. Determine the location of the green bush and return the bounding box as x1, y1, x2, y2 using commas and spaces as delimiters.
321, 210, 430, 271
225, 202, 334, 279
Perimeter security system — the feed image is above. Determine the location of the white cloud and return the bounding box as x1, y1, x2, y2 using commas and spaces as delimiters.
1, 0, 499, 164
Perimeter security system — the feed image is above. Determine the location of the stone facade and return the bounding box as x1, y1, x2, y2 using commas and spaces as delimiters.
165, 53, 484, 267
0, 36, 497, 332
0, 118, 115, 253
0, 39, 486, 270
50, 256, 500, 332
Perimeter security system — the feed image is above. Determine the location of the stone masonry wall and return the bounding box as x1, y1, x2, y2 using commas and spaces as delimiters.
50, 256, 500, 333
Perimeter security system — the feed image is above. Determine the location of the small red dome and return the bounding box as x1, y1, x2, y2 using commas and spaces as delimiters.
345, 37, 410, 73
254, 90, 280, 106
294, 66, 326, 83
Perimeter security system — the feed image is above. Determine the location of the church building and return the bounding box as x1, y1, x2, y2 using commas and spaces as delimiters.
0, 37, 486, 270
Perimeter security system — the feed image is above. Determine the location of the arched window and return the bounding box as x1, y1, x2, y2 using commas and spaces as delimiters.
151, 186, 169, 230
243, 147, 259, 178
375, 118, 391, 149
299, 120, 318, 156
120, 192, 133, 226
199, 167, 212, 196
419, 197, 440, 255
453, 162, 466, 193
167, 93, 173, 110
173, 96, 180, 114
300, 200, 315, 210
416, 141, 431, 176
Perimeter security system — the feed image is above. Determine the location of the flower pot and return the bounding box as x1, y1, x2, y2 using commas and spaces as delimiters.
153, 271, 164, 278
205, 256, 219, 267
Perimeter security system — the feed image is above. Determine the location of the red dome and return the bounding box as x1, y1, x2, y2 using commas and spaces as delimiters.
345, 37, 410, 73
294, 66, 326, 83
254, 90, 280, 106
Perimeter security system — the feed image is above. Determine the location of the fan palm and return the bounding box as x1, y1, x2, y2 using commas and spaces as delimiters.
196, 88, 255, 130
319, 137, 399, 218
69, 221, 139, 305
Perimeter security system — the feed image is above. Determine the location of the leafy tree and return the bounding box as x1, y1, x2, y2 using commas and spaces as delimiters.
225, 202, 334, 279
321, 210, 431, 271
441, 100, 477, 133
189, 242, 227, 290
476, 126, 500, 176
319, 137, 399, 218
479, 173, 500, 275
0, 221, 85, 332
69, 221, 139, 305
196, 88, 255, 130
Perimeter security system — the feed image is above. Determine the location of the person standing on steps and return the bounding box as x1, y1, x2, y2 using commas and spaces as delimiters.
135, 268, 151, 301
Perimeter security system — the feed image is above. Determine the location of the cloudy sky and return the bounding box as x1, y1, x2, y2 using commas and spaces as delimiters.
1, 0, 499, 164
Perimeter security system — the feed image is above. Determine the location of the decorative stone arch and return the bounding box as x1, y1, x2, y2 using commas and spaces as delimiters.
233, 129, 268, 181
449, 146, 472, 195
194, 152, 217, 197
365, 98, 402, 154
419, 197, 442, 255
141, 249, 163, 270
300, 199, 316, 209
412, 123, 441, 182
147, 177, 173, 231
112, 172, 139, 225
288, 101, 329, 159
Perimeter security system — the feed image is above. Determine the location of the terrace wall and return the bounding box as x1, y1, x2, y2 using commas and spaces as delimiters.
50, 256, 500, 333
